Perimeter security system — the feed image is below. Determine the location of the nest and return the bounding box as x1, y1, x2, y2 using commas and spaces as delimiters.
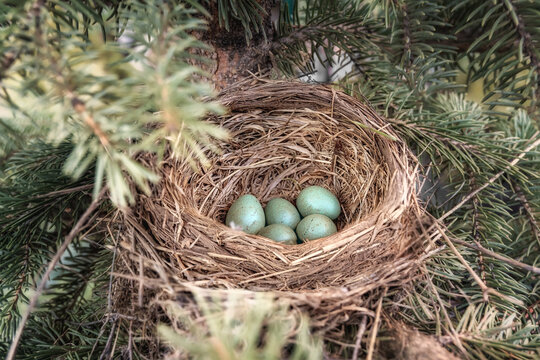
114, 79, 428, 345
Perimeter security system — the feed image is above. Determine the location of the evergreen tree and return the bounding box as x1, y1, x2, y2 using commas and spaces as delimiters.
1, 0, 539, 358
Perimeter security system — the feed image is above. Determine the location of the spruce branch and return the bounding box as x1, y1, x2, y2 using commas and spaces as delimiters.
89, 240, 118, 360
470, 182, 487, 283
450, 237, 540, 275
272, 25, 341, 50
215, 0, 267, 42
273, 21, 373, 52
389, 119, 489, 154
513, 181, 540, 246
6, 186, 107, 360
33, 184, 94, 199
273, 0, 383, 75
423, 265, 468, 356
505, 0, 540, 78
436, 222, 523, 305
401, 2, 412, 67
0, 150, 15, 169
4, 244, 29, 326
0, 0, 226, 207
439, 134, 540, 222
0, 50, 18, 80
450, 0, 540, 111
98, 319, 118, 360
158, 291, 323, 359
70, 97, 111, 149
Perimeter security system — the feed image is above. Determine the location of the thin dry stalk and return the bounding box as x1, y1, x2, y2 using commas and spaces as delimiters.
351, 316, 368, 360
451, 237, 540, 275
366, 288, 386, 360
513, 181, 540, 246
7, 187, 107, 360
436, 222, 525, 306
423, 265, 467, 357
439, 134, 540, 222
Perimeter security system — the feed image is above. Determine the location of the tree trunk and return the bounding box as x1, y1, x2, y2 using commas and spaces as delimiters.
200, 0, 277, 89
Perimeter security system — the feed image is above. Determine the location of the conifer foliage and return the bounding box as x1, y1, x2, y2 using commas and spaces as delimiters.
1, 0, 539, 358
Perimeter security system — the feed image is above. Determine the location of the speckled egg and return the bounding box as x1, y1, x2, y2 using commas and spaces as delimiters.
296, 186, 341, 220
258, 224, 297, 244
264, 198, 301, 229
225, 194, 265, 234
296, 214, 337, 242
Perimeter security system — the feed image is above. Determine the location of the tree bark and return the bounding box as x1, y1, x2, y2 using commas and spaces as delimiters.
201, 0, 277, 89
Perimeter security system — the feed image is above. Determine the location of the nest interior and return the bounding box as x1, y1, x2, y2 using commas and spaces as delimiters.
116, 79, 427, 328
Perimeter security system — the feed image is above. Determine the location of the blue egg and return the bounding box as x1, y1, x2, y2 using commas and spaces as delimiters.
296, 186, 341, 220
296, 214, 337, 242
258, 224, 297, 244
265, 198, 301, 229
225, 194, 265, 234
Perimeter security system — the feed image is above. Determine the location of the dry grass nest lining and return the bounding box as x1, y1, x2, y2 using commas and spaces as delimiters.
115, 79, 428, 327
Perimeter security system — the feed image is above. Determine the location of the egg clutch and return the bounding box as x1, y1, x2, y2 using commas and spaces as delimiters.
225, 186, 341, 244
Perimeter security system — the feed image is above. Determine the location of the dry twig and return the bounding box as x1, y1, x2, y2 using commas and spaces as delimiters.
351, 316, 368, 360
435, 222, 524, 306
366, 288, 387, 360
451, 237, 540, 275
439, 135, 540, 222
6, 187, 108, 360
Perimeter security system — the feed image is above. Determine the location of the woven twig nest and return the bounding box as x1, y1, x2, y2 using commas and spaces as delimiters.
115, 79, 427, 337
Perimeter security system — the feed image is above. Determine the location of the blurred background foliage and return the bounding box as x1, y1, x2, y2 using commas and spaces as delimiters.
159, 291, 322, 360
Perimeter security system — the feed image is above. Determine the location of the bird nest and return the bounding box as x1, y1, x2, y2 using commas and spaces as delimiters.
113, 79, 428, 345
